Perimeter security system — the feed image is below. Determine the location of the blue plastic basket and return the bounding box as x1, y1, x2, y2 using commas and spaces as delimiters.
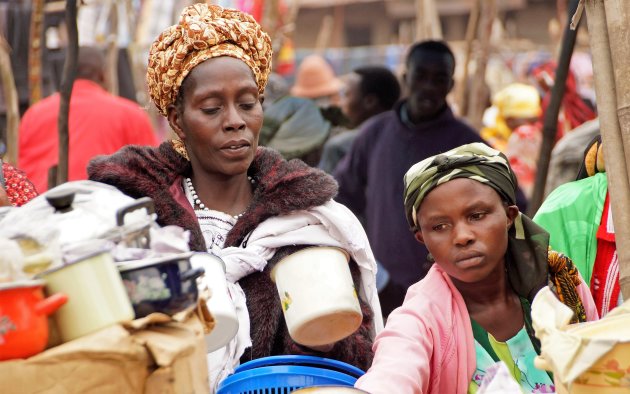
217, 355, 365, 394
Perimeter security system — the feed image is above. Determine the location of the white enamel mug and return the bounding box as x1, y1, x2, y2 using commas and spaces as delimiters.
271, 246, 363, 347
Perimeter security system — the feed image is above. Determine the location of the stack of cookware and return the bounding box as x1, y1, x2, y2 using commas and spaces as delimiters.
0, 181, 206, 360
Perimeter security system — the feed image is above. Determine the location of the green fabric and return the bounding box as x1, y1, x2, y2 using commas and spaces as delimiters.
259, 96, 331, 160
488, 336, 522, 384
403, 142, 517, 231
468, 299, 554, 393
470, 298, 537, 365
533, 172, 608, 284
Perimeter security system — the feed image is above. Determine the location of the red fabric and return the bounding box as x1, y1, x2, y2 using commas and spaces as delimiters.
18, 80, 159, 192
532, 62, 597, 139
2, 162, 38, 206
591, 193, 620, 316
505, 122, 542, 198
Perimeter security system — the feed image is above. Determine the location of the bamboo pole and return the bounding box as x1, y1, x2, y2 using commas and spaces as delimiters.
466, 0, 496, 130
0, 36, 19, 166
123, 0, 143, 103
54, 0, 79, 188
425, 0, 442, 39
106, 2, 119, 96
270, 0, 300, 69
527, 0, 580, 216
457, 0, 481, 117
262, 0, 279, 42
28, 0, 45, 105
314, 15, 333, 53
600, 0, 630, 299
415, 0, 442, 41
584, 0, 630, 300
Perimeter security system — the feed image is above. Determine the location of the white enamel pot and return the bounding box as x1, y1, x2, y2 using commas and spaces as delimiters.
37, 251, 134, 342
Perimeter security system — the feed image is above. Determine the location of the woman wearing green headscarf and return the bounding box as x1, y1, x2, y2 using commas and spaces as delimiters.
355, 142, 598, 394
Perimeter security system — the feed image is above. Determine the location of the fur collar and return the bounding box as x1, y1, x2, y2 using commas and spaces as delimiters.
88, 141, 338, 249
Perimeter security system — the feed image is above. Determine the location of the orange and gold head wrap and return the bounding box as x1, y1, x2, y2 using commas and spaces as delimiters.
147, 3, 273, 117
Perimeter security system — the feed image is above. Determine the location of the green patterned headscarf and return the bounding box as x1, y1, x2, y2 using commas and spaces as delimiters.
403, 142, 516, 231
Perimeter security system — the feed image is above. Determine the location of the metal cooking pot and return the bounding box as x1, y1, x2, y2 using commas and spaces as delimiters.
116, 252, 205, 318
0, 280, 68, 360
0, 181, 155, 248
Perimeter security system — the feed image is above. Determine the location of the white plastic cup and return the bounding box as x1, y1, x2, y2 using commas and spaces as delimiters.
271, 246, 363, 347
190, 253, 239, 352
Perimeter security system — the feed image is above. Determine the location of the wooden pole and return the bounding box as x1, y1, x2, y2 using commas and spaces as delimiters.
314, 15, 333, 53
106, 1, 120, 96
415, 0, 425, 41
123, 0, 142, 103
601, 0, 630, 299
466, 0, 496, 130
0, 36, 19, 166
527, 0, 581, 216
415, 0, 442, 41
54, 0, 79, 188
584, 0, 630, 300
28, 0, 45, 105
457, 0, 481, 117
262, 0, 280, 43
425, 0, 442, 39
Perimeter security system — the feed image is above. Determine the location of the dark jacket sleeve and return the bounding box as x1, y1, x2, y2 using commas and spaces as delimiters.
240, 245, 374, 371
333, 126, 371, 217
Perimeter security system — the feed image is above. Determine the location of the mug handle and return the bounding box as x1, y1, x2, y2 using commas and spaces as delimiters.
35, 293, 69, 316
181, 267, 205, 282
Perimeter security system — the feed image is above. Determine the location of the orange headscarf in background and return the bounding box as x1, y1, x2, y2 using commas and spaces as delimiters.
146, 3, 273, 117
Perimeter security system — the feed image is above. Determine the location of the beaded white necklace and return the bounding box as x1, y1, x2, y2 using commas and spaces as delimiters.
185, 176, 255, 220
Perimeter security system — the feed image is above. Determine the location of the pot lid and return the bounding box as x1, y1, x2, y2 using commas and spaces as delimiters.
0, 279, 45, 290
0, 181, 155, 246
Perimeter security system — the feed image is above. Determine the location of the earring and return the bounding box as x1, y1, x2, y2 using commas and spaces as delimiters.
427, 253, 435, 263
171, 138, 190, 161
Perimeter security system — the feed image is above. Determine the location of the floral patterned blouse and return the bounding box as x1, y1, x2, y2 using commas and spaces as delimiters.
468, 298, 555, 393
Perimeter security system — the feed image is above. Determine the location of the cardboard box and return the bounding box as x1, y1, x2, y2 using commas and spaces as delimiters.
0, 313, 211, 393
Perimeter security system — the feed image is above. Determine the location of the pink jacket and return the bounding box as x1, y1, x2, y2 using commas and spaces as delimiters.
355, 264, 598, 394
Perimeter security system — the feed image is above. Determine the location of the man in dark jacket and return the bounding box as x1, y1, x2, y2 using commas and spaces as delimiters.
334, 40, 485, 316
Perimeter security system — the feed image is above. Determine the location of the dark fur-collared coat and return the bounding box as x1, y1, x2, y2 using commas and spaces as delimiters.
88, 141, 374, 370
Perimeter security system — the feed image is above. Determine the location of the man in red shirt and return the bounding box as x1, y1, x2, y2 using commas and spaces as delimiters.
18, 46, 159, 192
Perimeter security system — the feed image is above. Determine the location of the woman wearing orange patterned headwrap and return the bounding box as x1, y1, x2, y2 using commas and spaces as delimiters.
88, 3, 380, 390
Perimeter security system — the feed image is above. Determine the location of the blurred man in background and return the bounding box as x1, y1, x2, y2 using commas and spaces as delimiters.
319, 66, 401, 174
18, 46, 158, 192
334, 40, 485, 316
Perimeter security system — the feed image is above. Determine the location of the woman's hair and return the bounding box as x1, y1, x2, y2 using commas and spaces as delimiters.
146, 3, 272, 117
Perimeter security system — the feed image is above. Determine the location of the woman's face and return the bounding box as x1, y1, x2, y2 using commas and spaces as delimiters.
168, 56, 264, 177
415, 178, 518, 284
